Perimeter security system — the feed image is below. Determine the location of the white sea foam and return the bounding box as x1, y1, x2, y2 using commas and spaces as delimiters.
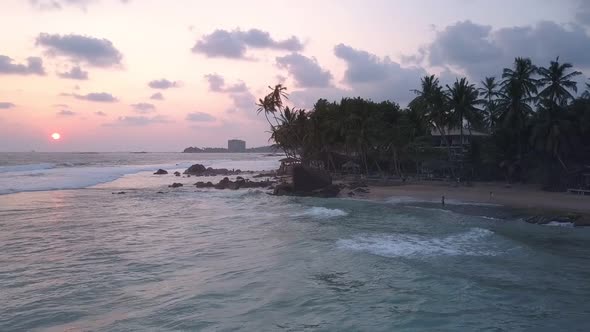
0, 164, 181, 195
0, 163, 56, 173
337, 228, 497, 257
0, 155, 281, 195
295, 207, 349, 219
545, 221, 575, 227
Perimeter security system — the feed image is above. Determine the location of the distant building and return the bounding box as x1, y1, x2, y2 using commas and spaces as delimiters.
430, 127, 489, 147
228, 139, 246, 152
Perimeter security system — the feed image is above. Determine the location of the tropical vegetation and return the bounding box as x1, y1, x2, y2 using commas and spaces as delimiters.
257, 57, 590, 191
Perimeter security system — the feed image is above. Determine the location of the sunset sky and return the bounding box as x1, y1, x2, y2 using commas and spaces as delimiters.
1, 0, 589, 151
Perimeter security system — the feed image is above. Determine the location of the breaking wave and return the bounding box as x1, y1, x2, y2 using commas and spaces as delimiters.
337, 228, 498, 257
294, 207, 349, 219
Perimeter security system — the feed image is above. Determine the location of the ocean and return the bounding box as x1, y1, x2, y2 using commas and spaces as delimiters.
1, 152, 589, 331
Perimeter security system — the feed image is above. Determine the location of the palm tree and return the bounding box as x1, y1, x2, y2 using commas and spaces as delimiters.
446, 77, 483, 150
256, 84, 288, 130
410, 75, 450, 143
537, 57, 581, 106
501, 57, 538, 100
479, 77, 500, 128
498, 57, 538, 157
582, 82, 590, 99
530, 99, 576, 171
410, 75, 455, 175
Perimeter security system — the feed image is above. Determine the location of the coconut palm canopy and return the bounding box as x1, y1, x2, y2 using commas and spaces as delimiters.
258, 57, 590, 190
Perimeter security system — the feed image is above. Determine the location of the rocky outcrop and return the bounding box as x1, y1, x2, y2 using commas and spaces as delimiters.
154, 169, 168, 175
273, 183, 294, 196
195, 181, 215, 188
174, 171, 181, 177
196, 177, 274, 190
524, 214, 589, 227
253, 171, 277, 178
293, 166, 332, 192
184, 164, 207, 175
183, 163, 242, 176
271, 166, 340, 198
311, 184, 341, 198
271, 165, 339, 197
169, 183, 183, 188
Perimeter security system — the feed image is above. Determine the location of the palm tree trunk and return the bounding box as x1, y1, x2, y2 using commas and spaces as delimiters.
437, 126, 456, 177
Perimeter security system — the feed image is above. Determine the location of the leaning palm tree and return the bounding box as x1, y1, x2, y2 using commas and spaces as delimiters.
537, 57, 581, 106
256, 84, 288, 130
446, 77, 483, 150
479, 77, 501, 129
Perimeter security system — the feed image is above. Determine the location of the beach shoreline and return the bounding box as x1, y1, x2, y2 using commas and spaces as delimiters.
349, 181, 590, 224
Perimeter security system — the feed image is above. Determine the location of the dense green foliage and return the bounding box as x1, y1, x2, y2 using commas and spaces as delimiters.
257, 57, 590, 190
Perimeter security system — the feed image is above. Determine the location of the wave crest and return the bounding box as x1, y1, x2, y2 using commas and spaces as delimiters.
295, 207, 349, 219
337, 228, 497, 257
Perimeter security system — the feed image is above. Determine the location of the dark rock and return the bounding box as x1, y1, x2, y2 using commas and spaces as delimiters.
311, 184, 341, 198
184, 164, 207, 175
184, 164, 237, 176
524, 215, 578, 225
293, 166, 332, 192
112, 191, 126, 195
215, 177, 231, 189
227, 181, 241, 190
157, 191, 165, 194
254, 171, 276, 178
195, 181, 215, 188
154, 169, 168, 175
174, 171, 181, 177
169, 183, 183, 188
353, 187, 369, 194
273, 183, 294, 196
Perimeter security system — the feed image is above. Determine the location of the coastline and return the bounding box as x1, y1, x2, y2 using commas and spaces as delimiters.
354, 181, 590, 224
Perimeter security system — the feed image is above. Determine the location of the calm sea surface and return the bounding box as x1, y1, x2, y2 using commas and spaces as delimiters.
1, 152, 589, 331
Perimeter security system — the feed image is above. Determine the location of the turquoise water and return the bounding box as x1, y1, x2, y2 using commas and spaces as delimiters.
1, 153, 589, 331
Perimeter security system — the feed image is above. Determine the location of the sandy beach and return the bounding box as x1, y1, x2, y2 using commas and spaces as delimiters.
361, 181, 590, 216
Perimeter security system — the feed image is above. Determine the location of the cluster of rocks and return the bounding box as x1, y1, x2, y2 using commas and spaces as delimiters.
524, 215, 590, 227
272, 166, 341, 198
195, 176, 274, 190
184, 164, 241, 177
154, 169, 181, 177
345, 181, 370, 197
159, 164, 343, 198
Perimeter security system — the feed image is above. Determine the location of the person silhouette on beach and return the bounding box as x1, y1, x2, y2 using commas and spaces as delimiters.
441, 195, 445, 206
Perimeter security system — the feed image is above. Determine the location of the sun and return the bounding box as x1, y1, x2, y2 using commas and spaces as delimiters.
51, 133, 61, 140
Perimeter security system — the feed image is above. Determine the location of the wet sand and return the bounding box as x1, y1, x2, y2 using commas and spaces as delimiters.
362, 182, 590, 216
